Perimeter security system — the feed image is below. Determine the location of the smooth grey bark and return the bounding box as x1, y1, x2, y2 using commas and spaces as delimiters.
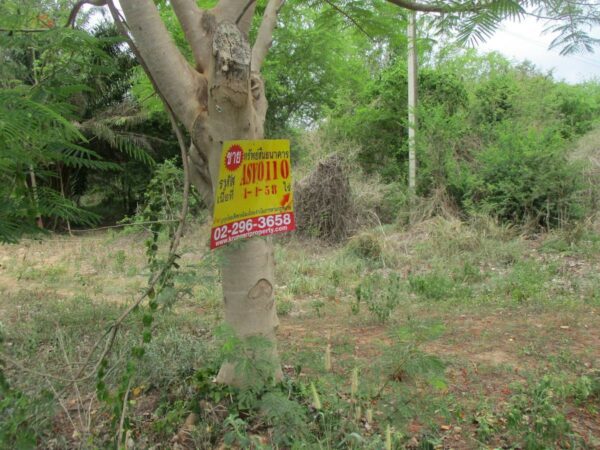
117, 0, 284, 386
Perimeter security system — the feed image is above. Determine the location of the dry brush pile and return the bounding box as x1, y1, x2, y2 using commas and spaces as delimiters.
294, 154, 355, 242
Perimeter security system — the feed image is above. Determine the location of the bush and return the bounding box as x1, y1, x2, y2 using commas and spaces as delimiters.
465, 124, 585, 229
347, 231, 383, 261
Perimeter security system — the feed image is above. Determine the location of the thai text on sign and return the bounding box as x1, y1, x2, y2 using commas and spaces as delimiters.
211, 140, 295, 249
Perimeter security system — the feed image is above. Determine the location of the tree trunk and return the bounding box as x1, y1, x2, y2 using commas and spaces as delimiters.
28, 165, 43, 229
217, 238, 282, 384
201, 20, 281, 385
117, 0, 283, 386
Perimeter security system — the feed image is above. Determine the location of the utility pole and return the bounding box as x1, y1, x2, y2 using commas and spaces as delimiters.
407, 11, 417, 196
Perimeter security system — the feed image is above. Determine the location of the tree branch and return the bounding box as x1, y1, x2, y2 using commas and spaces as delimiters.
252, 0, 285, 72
384, 0, 518, 14
108, 1, 212, 202
66, 0, 108, 28
322, 0, 374, 40
171, 0, 212, 73
0, 28, 50, 33
117, 0, 203, 130
237, 0, 257, 25
214, 0, 259, 36
385, 0, 449, 12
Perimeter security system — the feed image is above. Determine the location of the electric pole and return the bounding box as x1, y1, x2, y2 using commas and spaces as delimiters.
407, 11, 417, 196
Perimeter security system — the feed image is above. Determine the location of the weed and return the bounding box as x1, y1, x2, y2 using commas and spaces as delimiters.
506, 376, 573, 448
277, 298, 293, 316
153, 399, 188, 437
408, 272, 457, 300
258, 391, 309, 446
473, 407, 497, 442
453, 260, 484, 283
311, 299, 325, 317
381, 322, 447, 390
112, 249, 127, 272
0, 376, 54, 449
347, 231, 383, 262
494, 260, 554, 303
18, 264, 68, 283
330, 268, 342, 288
354, 273, 402, 323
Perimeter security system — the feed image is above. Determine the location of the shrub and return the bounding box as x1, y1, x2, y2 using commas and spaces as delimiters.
127, 158, 204, 227
465, 124, 585, 229
347, 231, 383, 261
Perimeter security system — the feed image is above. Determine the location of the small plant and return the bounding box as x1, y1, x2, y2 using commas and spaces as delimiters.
495, 260, 551, 303
277, 299, 294, 316
381, 321, 447, 390
473, 408, 497, 442
408, 272, 456, 300
112, 249, 127, 272
153, 399, 189, 437
0, 375, 53, 449
454, 260, 483, 283
223, 414, 253, 448
330, 268, 342, 288
258, 391, 309, 446
353, 273, 402, 323
311, 299, 325, 317
506, 376, 572, 448
324, 341, 332, 372
347, 231, 383, 262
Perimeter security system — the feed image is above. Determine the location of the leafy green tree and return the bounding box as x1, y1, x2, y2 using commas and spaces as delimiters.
0, 2, 168, 239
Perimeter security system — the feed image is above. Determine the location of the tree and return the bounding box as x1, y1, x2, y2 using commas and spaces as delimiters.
65, 0, 600, 386
0, 2, 125, 241
0, 1, 164, 240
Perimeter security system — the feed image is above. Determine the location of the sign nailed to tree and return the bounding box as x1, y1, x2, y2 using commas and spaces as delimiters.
211, 140, 295, 249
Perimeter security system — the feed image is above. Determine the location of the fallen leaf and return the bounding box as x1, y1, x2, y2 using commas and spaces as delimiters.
408, 421, 422, 434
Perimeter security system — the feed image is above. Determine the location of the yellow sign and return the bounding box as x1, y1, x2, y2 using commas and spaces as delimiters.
211, 140, 295, 249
